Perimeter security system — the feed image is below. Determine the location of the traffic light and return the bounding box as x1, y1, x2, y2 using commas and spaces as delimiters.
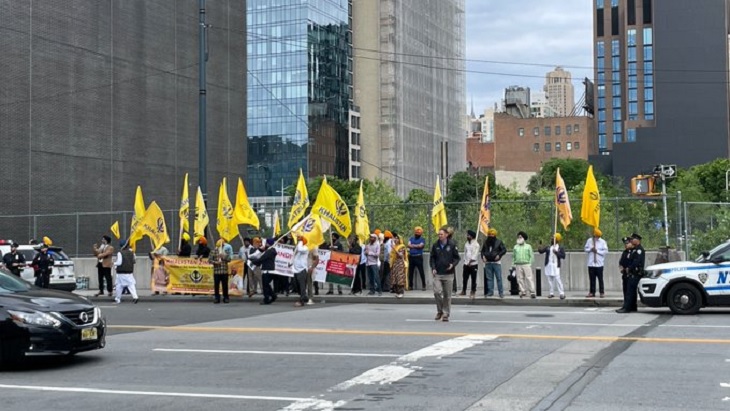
631, 175, 656, 195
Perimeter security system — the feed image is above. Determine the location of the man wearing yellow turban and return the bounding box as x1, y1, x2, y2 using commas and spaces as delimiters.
584, 228, 608, 298
539, 233, 566, 299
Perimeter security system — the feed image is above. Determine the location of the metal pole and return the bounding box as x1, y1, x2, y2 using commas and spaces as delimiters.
661, 174, 669, 246
684, 202, 690, 260
198, 0, 208, 202
675, 191, 682, 250
75, 213, 80, 258
725, 170, 730, 201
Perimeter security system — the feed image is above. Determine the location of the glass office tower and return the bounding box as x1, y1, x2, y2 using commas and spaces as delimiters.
247, 0, 352, 197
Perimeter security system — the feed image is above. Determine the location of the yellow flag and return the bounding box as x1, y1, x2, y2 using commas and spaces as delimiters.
273, 210, 281, 236
194, 186, 209, 240
311, 177, 351, 237
216, 178, 239, 242
234, 177, 260, 229
138, 201, 170, 251
432, 176, 448, 233
128, 186, 146, 249
555, 168, 573, 230
110, 221, 120, 240
292, 214, 330, 250
478, 176, 491, 237
179, 173, 190, 234
354, 181, 370, 245
288, 169, 310, 229
581, 165, 601, 228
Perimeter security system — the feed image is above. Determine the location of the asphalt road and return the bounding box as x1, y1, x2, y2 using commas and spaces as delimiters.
2, 299, 730, 410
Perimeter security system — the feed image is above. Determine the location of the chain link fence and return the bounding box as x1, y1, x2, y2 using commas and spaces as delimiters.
682, 201, 730, 260
0, 195, 684, 257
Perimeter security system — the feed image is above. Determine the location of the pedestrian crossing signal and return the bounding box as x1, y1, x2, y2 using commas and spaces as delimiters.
631, 175, 657, 196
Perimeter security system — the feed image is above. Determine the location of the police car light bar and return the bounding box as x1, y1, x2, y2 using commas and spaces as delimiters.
0, 239, 14, 245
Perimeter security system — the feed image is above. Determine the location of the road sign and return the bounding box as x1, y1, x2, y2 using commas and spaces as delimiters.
653, 164, 677, 178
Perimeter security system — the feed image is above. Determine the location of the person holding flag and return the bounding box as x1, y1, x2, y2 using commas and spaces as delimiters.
581, 165, 606, 298
538, 233, 566, 299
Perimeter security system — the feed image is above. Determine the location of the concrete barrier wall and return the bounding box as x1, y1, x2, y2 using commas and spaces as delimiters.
75, 250, 676, 293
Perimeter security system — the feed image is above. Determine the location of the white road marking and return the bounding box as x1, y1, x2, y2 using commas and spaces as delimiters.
457, 309, 618, 315
721, 383, 730, 388
280, 334, 497, 410
154, 348, 400, 358
331, 334, 496, 391
0, 383, 338, 407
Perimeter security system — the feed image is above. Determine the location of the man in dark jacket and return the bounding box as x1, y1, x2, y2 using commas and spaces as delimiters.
32, 244, 55, 288
2, 242, 25, 277
617, 233, 644, 313
249, 238, 278, 305
618, 237, 633, 299
348, 235, 365, 295
480, 228, 507, 298
429, 227, 461, 322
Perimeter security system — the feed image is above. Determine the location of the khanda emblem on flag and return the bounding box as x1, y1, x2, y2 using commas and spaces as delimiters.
222, 204, 234, 220
156, 218, 166, 234
293, 191, 302, 205
336, 200, 348, 216
302, 217, 316, 233
358, 203, 366, 219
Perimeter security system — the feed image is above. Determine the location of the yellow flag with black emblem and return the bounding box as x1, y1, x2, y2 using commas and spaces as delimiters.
216, 178, 239, 242
291, 214, 330, 250
179, 173, 190, 234
128, 186, 146, 250
288, 169, 310, 229
234, 177, 260, 229
555, 168, 573, 230
273, 210, 281, 236
138, 201, 170, 251
311, 177, 351, 237
355, 180, 370, 245
110, 221, 120, 240
581, 165, 600, 228
194, 186, 209, 240
432, 176, 447, 233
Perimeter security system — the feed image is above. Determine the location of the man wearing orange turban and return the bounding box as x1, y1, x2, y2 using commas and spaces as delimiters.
408, 226, 426, 290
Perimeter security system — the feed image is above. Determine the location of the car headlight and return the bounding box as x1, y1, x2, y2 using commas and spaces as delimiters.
8, 310, 62, 328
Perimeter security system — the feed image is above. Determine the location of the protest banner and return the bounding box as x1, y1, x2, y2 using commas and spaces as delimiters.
162, 257, 243, 296
325, 251, 359, 286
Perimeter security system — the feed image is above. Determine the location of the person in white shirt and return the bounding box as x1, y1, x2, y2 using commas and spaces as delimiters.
291, 238, 310, 307
460, 230, 480, 298
114, 240, 138, 304
584, 228, 608, 298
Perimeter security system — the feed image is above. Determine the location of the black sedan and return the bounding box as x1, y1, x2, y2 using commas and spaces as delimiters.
0, 268, 106, 367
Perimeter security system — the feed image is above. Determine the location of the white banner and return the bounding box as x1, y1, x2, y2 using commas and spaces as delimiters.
249, 244, 333, 283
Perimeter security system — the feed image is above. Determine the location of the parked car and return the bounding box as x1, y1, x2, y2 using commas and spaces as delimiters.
640, 240, 730, 314
0, 240, 77, 291
0, 267, 106, 367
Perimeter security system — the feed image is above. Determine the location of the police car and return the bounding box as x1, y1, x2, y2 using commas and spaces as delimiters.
639, 240, 730, 314
0, 240, 77, 291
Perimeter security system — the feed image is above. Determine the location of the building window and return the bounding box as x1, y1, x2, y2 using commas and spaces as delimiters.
597, 0, 603, 9
629, 102, 638, 120
545, 143, 552, 152
627, 29, 637, 46
613, 109, 622, 120
644, 88, 654, 101
518, 128, 525, 137
612, 84, 621, 96
533, 127, 540, 136
628, 0, 636, 25
611, 39, 620, 56
566, 142, 573, 151
598, 121, 606, 134
574, 124, 580, 133
574, 142, 581, 150
612, 97, 621, 108
611, 0, 618, 6
644, 45, 653, 61
597, 41, 605, 57
555, 142, 561, 152
627, 128, 637, 142
643, 27, 653, 45
566, 125, 573, 135
644, 73, 653, 88
643, 0, 652, 23
555, 125, 561, 135
645, 101, 655, 119
544, 126, 551, 136
613, 121, 622, 133
613, 133, 622, 143
533, 143, 540, 152
598, 134, 605, 150
627, 46, 637, 62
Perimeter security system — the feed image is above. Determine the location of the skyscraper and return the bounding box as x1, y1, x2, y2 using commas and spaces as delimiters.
593, 0, 730, 179
544, 67, 575, 117
354, 0, 466, 197
247, 0, 352, 197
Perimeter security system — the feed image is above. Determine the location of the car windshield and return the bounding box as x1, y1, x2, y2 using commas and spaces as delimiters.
0, 269, 31, 293
20, 250, 35, 261
696, 241, 730, 263
48, 249, 70, 261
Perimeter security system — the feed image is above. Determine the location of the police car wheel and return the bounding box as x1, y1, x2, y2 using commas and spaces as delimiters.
666, 283, 702, 315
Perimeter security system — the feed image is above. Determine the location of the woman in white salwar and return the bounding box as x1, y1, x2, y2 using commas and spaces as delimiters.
538, 233, 566, 299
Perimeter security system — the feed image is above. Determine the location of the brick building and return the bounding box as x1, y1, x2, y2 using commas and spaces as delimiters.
493, 114, 597, 190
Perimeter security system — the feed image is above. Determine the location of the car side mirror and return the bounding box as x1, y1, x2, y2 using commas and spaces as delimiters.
701, 251, 710, 259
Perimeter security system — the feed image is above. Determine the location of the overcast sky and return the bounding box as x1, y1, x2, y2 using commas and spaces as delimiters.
465, 0, 594, 114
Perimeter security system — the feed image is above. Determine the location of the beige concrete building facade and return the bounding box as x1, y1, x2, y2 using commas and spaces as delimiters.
544, 67, 575, 117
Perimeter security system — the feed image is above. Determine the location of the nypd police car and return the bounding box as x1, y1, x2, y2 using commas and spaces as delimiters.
639, 241, 730, 314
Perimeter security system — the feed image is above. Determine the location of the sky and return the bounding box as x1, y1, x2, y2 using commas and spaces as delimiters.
465, 0, 594, 115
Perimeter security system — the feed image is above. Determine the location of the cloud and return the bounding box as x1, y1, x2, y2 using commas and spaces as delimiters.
466, 0, 593, 114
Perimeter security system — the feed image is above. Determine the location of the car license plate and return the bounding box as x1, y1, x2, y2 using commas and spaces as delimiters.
81, 328, 98, 341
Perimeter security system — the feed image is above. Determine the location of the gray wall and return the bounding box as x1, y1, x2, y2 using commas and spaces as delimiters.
0, 1, 246, 249
612, 0, 730, 179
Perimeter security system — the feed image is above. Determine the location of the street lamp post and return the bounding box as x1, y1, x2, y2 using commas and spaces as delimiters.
725, 169, 730, 201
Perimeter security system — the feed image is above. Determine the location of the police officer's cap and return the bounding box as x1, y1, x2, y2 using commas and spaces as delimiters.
621, 237, 631, 244
631, 233, 642, 241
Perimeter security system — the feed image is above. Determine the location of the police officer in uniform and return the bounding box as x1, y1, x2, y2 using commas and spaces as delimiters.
618, 237, 633, 299
617, 233, 644, 313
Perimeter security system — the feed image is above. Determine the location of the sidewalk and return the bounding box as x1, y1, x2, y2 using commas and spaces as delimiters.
74, 288, 624, 308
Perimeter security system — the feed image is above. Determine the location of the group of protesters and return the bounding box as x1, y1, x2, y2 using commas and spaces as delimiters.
93, 223, 645, 320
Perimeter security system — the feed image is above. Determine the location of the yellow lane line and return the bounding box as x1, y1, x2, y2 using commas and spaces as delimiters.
108, 325, 730, 344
